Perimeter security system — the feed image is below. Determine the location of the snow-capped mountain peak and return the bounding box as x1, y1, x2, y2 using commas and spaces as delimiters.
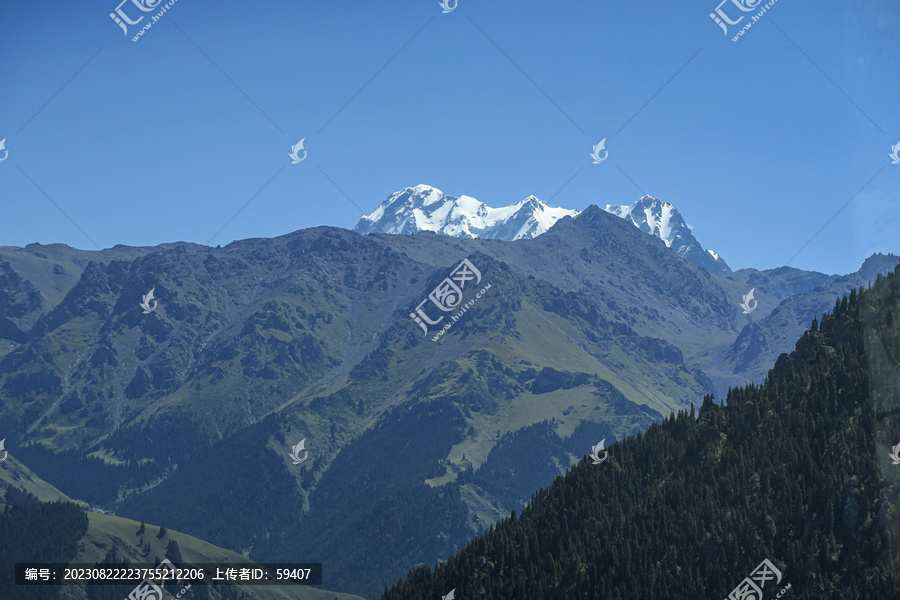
355, 186, 730, 274
353, 185, 579, 241
602, 195, 731, 274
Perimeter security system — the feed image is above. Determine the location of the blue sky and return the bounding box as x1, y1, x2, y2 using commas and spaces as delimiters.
1, 0, 898, 275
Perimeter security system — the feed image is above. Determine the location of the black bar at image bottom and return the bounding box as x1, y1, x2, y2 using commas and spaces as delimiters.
15, 562, 323, 586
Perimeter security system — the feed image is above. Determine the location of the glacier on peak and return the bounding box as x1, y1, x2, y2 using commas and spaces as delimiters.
354, 187, 730, 274
602, 195, 731, 274
353, 185, 578, 241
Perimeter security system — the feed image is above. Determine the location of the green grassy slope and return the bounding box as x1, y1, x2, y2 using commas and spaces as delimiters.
0, 455, 73, 503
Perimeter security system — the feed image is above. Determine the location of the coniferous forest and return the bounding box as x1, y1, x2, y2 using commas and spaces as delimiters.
0, 499, 88, 600
379, 264, 900, 599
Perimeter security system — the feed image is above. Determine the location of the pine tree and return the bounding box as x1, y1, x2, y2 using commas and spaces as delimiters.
165, 539, 183, 565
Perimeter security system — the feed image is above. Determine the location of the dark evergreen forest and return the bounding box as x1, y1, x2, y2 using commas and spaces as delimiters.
13, 413, 211, 507
0, 495, 88, 600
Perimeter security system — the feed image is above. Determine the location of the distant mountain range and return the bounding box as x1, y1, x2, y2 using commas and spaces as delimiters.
0, 208, 725, 596
355, 185, 730, 274
707, 253, 900, 391
1, 191, 897, 597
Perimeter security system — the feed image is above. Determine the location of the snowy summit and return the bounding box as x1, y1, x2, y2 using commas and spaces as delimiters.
603, 195, 731, 274
353, 185, 578, 241
355, 186, 730, 274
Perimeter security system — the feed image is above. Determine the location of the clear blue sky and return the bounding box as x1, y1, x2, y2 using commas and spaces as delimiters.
1, 0, 898, 275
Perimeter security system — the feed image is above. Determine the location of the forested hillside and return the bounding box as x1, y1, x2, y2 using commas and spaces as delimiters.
0, 497, 88, 600
379, 262, 900, 599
